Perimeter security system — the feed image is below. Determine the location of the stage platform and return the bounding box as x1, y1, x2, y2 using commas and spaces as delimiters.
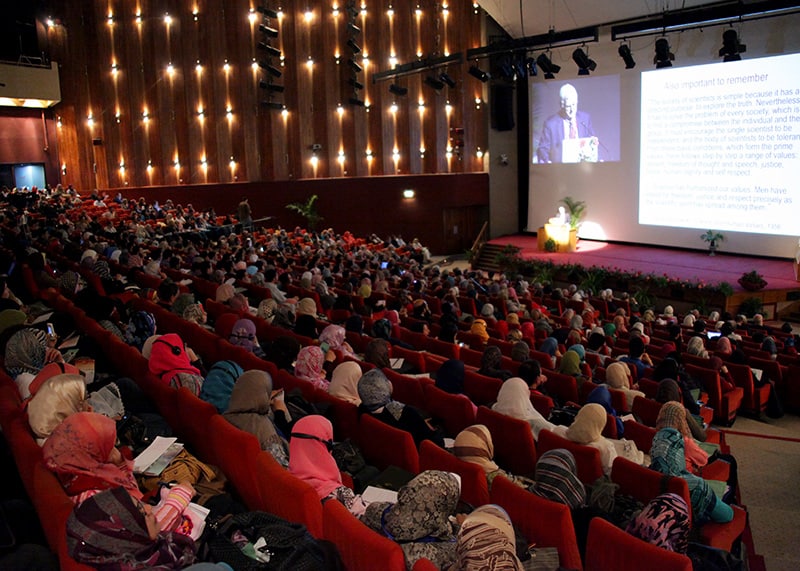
486, 234, 800, 316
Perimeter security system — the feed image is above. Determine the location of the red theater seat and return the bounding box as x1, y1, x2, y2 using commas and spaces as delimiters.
419, 440, 489, 507
537, 429, 603, 485
356, 413, 420, 474
475, 406, 537, 477
421, 383, 476, 437
585, 518, 691, 571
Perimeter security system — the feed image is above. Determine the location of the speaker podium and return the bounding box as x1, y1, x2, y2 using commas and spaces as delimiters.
538, 224, 578, 253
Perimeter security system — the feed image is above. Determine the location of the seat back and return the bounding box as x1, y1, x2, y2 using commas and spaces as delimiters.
419, 440, 490, 507
537, 429, 603, 485
462, 371, 503, 406
611, 457, 690, 517
585, 518, 691, 571
422, 383, 477, 437
490, 475, 583, 571
356, 413, 420, 474
207, 415, 264, 508
383, 368, 426, 409
322, 500, 407, 571
632, 395, 663, 427
475, 406, 537, 477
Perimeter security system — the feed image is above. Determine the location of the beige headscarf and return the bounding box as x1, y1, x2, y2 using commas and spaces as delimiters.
27, 374, 87, 442
492, 377, 554, 438
215, 283, 235, 303
453, 425, 499, 474
328, 361, 362, 405
296, 297, 317, 316
605, 362, 631, 389
565, 403, 606, 445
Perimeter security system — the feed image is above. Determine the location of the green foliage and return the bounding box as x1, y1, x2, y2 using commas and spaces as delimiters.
632, 284, 655, 310
718, 282, 734, 297
700, 230, 724, 244
544, 238, 557, 252
738, 296, 763, 318
494, 245, 523, 275
560, 196, 587, 231
738, 270, 767, 291
285, 195, 324, 230
580, 268, 608, 296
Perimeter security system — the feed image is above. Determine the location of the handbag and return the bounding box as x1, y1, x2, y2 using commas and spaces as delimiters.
201, 511, 343, 571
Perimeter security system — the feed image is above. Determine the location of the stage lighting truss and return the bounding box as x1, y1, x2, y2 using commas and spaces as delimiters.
256, 4, 283, 107
345, 1, 364, 106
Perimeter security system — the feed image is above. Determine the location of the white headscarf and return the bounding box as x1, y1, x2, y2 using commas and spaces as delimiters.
492, 377, 554, 439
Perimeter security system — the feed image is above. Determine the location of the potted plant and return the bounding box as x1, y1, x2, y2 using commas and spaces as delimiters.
700, 230, 724, 256
738, 270, 767, 291
560, 196, 587, 233
285, 194, 323, 231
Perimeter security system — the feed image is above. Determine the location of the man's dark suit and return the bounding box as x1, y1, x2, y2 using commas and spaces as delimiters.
536, 111, 595, 163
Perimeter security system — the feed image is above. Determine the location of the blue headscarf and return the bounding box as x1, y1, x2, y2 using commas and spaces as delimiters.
124, 311, 156, 352
586, 385, 624, 437
539, 337, 558, 357
567, 343, 585, 361
199, 360, 245, 412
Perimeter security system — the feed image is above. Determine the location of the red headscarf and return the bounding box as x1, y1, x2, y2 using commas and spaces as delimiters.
147, 333, 200, 385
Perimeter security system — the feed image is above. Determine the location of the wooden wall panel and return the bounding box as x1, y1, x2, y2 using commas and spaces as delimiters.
38, 0, 487, 191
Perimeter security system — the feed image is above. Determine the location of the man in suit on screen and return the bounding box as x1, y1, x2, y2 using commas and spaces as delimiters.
536, 83, 596, 163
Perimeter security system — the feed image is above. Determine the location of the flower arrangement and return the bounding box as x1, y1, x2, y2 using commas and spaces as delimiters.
738, 270, 767, 291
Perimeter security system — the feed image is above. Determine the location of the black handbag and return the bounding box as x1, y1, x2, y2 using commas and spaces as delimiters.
201, 511, 342, 571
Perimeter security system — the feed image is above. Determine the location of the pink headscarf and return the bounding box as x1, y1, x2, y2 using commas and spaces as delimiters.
289, 415, 342, 499
294, 346, 328, 389
319, 324, 353, 357
715, 337, 732, 356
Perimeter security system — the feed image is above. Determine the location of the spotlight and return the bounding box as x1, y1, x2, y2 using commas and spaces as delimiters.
536, 53, 560, 79
512, 56, 527, 80
618, 43, 636, 69
256, 6, 279, 19
424, 76, 445, 91
572, 48, 596, 76
720, 29, 746, 62
258, 42, 282, 57
347, 22, 361, 35
468, 65, 490, 82
389, 83, 408, 96
439, 73, 456, 88
348, 78, 364, 90
348, 97, 365, 106
259, 80, 284, 92
525, 57, 538, 77
259, 61, 282, 77
498, 56, 515, 81
654, 38, 674, 68
346, 38, 361, 54
258, 24, 279, 38
347, 58, 363, 73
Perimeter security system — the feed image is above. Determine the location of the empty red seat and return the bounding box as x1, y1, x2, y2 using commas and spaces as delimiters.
585, 517, 691, 571
356, 413, 420, 474
421, 383, 477, 437
475, 406, 537, 477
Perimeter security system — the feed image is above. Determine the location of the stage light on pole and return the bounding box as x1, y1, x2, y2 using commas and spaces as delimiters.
525, 57, 538, 77
719, 28, 746, 61
572, 47, 596, 75
536, 52, 560, 79
256, 6, 279, 18
347, 58, 363, 73
654, 37, 674, 68
618, 43, 636, 69
347, 38, 361, 54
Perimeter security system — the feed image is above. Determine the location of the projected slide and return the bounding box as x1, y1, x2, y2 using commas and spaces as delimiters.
640, 52, 800, 236
531, 75, 621, 164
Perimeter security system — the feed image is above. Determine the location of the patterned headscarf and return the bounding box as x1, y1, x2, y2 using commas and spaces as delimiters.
59, 270, 80, 295
531, 449, 586, 509
257, 298, 277, 322
649, 428, 716, 522
363, 470, 459, 570
42, 411, 142, 503
357, 369, 404, 420
66, 486, 197, 570
319, 324, 353, 356
124, 311, 156, 351
452, 504, 523, 571
329, 361, 362, 405
294, 346, 328, 389
5, 327, 47, 377
453, 424, 499, 474
27, 374, 87, 442
229, 318, 258, 352
93, 260, 111, 280
182, 303, 206, 325
626, 493, 691, 554
656, 401, 690, 437
199, 360, 244, 413
435, 359, 466, 395
170, 293, 195, 317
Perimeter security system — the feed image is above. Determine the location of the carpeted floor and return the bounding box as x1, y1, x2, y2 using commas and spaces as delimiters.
486, 235, 800, 292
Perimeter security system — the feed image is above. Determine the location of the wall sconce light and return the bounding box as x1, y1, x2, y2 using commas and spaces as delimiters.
61, 164, 67, 175
347, 38, 361, 54
347, 58, 363, 73
403, 189, 415, 199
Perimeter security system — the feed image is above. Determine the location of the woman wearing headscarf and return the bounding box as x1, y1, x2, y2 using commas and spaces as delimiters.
686, 336, 709, 358
364, 338, 391, 369
182, 302, 209, 327
199, 360, 244, 413
27, 373, 89, 444
294, 345, 329, 390
530, 449, 586, 510
447, 504, 524, 571
214, 282, 235, 304
453, 424, 532, 490
256, 298, 278, 323
147, 333, 204, 396
477, 345, 512, 381
559, 350, 588, 390
538, 337, 561, 369
6, 327, 56, 399
363, 470, 460, 570
586, 385, 624, 438
319, 324, 355, 358
434, 359, 478, 414
492, 377, 555, 440
228, 317, 265, 357
655, 379, 706, 441
289, 415, 364, 515
604, 361, 644, 411
42, 411, 142, 504
124, 310, 157, 352
223, 369, 290, 468
357, 369, 444, 447
649, 428, 733, 523
296, 297, 318, 318
294, 313, 320, 339
655, 401, 710, 474
66, 486, 198, 570
626, 493, 691, 554
469, 318, 490, 345
328, 361, 363, 405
